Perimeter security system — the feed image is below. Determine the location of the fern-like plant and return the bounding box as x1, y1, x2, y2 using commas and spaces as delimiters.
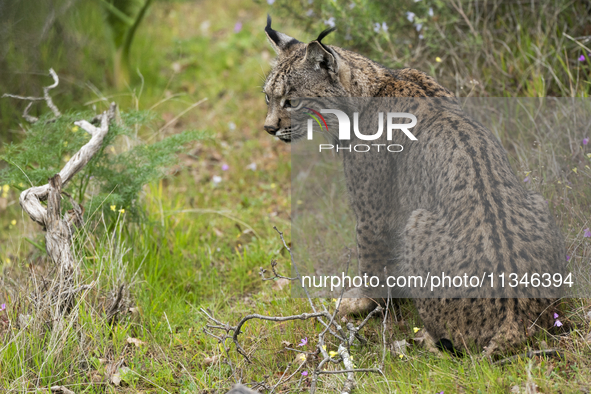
0, 109, 205, 223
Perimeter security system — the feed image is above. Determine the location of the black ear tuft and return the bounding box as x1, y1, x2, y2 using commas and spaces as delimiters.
265, 14, 280, 47
316, 26, 337, 44
265, 15, 301, 56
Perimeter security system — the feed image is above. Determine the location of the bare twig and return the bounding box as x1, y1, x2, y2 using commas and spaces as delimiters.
2, 68, 62, 122
259, 260, 298, 281
203, 230, 390, 394
19, 102, 116, 227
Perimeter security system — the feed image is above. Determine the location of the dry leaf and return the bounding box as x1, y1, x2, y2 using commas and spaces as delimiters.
272, 278, 290, 291
391, 340, 408, 356
281, 340, 293, 348
203, 355, 220, 365
127, 337, 145, 347
50, 386, 76, 394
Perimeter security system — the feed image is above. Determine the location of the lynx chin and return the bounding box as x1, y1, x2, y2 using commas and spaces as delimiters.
262, 15, 566, 356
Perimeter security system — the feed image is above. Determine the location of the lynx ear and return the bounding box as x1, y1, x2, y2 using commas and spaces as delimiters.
303, 27, 338, 72
265, 15, 301, 56
304, 27, 351, 89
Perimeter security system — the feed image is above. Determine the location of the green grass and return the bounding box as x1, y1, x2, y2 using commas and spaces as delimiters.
1, 0, 591, 393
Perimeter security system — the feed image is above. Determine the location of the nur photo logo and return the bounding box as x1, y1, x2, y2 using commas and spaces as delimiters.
302, 107, 418, 152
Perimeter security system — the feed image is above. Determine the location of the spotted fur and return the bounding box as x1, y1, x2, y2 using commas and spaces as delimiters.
262, 17, 565, 355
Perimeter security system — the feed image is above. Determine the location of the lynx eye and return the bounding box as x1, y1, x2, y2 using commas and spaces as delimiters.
285, 99, 301, 108
265, 94, 270, 104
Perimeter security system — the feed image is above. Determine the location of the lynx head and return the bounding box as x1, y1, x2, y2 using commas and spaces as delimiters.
262, 16, 352, 142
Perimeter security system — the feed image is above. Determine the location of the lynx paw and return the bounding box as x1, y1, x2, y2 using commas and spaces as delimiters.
337, 288, 380, 316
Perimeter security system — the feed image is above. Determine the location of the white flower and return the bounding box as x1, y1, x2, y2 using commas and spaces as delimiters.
428, 7, 434, 17
306, 9, 314, 16
418, 34, 424, 39
382, 22, 388, 32
324, 17, 336, 28
267, 0, 275, 4
228, 121, 236, 131
415, 23, 422, 32
349, 2, 355, 9
212, 175, 222, 184
406, 12, 415, 23
373, 22, 381, 33
246, 162, 257, 171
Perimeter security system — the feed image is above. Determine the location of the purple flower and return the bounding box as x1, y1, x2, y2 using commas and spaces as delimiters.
267, 0, 275, 4
553, 312, 559, 319
566, 255, 570, 261
302, 371, 309, 376
523, 176, 530, 183
406, 11, 415, 23
554, 319, 563, 327
583, 137, 589, 146
234, 22, 242, 33
0, 303, 5, 311
373, 23, 381, 33
324, 17, 336, 28
297, 337, 308, 347
579, 55, 586, 62
222, 164, 229, 171
583, 228, 591, 237
382, 22, 388, 32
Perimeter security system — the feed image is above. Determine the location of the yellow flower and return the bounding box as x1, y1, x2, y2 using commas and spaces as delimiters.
63, 155, 70, 162
119, 208, 125, 214
297, 200, 303, 205
587, 153, 591, 158
350, 355, 354, 361
270, 183, 276, 189
5, 258, 11, 265
63, 141, 68, 147
110, 205, 116, 211
524, 171, 531, 176
10, 220, 16, 226
322, 345, 327, 351
18, 183, 23, 188
2, 184, 9, 193
329, 350, 338, 358
413, 327, 420, 333
399, 354, 404, 359
72, 126, 79, 132
110, 146, 116, 153
297, 353, 306, 362
572, 167, 578, 174
435, 57, 442, 63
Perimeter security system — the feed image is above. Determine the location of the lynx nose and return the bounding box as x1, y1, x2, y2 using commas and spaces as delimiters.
264, 125, 280, 135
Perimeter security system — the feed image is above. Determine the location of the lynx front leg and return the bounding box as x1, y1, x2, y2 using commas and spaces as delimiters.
339, 220, 396, 316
